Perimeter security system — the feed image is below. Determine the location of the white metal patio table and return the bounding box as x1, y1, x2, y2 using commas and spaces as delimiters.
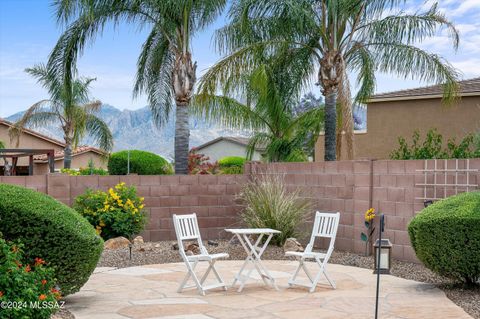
225, 228, 281, 292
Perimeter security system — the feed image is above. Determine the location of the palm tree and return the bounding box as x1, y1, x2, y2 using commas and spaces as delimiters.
48, 0, 227, 174
195, 63, 324, 162
200, 0, 460, 161
10, 64, 113, 169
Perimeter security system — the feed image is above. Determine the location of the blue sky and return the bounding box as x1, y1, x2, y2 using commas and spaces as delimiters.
1, 0, 480, 118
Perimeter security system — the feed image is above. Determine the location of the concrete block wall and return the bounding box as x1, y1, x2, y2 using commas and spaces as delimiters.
1, 158, 478, 263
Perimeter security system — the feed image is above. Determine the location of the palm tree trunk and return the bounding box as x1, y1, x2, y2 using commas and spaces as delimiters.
64, 142, 72, 169
172, 51, 196, 174
174, 103, 190, 174
324, 91, 337, 161
337, 73, 355, 160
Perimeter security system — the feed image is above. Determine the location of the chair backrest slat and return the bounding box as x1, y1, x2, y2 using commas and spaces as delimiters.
173, 213, 201, 241
307, 211, 340, 252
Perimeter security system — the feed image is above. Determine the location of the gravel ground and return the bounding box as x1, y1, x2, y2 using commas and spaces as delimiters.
93, 240, 479, 319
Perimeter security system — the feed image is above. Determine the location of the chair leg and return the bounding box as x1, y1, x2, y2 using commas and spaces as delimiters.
288, 261, 303, 286
323, 268, 336, 289
178, 260, 197, 293
209, 260, 228, 291
178, 260, 205, 295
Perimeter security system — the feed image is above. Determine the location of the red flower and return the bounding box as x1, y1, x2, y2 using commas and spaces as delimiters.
34, 258, 45, 266
41, 279, 47, 286
39, 294, 47, 301
25, 265, 31, 272
0, 291, 3, 298
14, 260, 22, 268
51, 288, 62, 300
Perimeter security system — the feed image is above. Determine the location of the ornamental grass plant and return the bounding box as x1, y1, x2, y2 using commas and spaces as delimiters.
237, 173, 311, 246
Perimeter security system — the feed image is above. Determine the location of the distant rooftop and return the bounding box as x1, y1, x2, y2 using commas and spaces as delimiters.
195, 136, 266, 151
33, 146, 106, 162
369, 77, 480, 102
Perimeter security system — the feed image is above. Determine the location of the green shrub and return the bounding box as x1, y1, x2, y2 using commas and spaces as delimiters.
218, 156, 246, 167
408, 191, 480, 285
73, 182, 147, 240
61, 167, 108, 176
237, 174, 311, 246
221, 166, 243, 174
0, 238, 60, 319
108, 150, 172, 175
0, 184, 103, 296
218, 156, 245, 174
391, 128, 479, 159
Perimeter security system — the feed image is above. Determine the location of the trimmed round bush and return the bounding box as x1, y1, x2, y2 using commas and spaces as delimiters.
219, 156, 245, 174
0, 184, 103, 295
218, 156, 246, 168
108, 150, 172, 175
408, 191, 480, 285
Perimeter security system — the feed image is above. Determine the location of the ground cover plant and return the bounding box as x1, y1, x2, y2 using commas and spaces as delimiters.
0, 238, 60, 319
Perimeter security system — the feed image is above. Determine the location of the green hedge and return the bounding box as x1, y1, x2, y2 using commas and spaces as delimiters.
108, 150, 172, 175
218, 156, 246, 167
0, 184, 103, 295
408, 191, 480, 285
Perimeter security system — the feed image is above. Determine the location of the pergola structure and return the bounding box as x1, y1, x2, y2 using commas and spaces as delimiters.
0, 149, 55, 176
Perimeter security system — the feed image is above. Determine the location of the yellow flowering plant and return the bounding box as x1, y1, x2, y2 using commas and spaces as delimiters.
361, 208, 376, 256
73, 182, 146, 240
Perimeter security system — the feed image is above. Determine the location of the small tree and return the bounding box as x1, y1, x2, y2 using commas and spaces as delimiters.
10, 65, 113, 168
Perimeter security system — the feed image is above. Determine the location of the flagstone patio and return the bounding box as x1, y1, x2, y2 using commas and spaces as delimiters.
65, 260, 472, 319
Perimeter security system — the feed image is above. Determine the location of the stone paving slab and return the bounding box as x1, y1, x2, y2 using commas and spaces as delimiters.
65, 261, 472, 319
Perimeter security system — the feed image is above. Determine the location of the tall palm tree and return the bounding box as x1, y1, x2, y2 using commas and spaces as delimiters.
48, 0, 227, 174
195, 62, 324, 162
10, 64, 113, 169
200, 0, 460, 161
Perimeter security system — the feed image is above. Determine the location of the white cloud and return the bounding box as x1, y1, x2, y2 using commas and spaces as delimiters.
452, 58, 480, 78
449, 0, 480, 16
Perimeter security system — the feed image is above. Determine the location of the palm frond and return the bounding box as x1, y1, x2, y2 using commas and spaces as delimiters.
9, 109, 59, 146
356, 3, 459, 50
369, 42, 460, 102
85, 114, 114, 152
191, 93, 267, 130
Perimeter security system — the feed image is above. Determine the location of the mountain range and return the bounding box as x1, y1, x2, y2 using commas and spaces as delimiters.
6, 104, 246, 160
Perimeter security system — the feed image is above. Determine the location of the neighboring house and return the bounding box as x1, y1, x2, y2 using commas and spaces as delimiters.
0, 118, 107, 175
194, 136, 265, 162
315, 77, 480, 160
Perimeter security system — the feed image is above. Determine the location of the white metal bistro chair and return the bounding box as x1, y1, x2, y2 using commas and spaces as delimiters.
172, 213, 229, 295
286, 211, 340, 292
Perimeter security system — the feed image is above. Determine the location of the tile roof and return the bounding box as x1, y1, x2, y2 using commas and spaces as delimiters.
33, 146, 106, 162
195, 136, 266, 151
369, 77, 480, 102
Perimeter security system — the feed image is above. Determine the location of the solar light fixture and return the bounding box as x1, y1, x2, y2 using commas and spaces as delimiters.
373, 238, 392, 274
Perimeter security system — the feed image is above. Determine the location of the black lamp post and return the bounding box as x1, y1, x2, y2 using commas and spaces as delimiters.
374, 214, 385, 319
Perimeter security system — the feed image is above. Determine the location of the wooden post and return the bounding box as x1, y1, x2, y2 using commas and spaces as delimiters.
29, 155, 33, 175
48, 151, 55, 173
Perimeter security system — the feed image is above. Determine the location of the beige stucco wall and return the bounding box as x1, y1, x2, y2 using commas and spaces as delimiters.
34, 152, 107, 175
315, 95, 480, 160
0, 123, 64, 166
197, 140, 263, 162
